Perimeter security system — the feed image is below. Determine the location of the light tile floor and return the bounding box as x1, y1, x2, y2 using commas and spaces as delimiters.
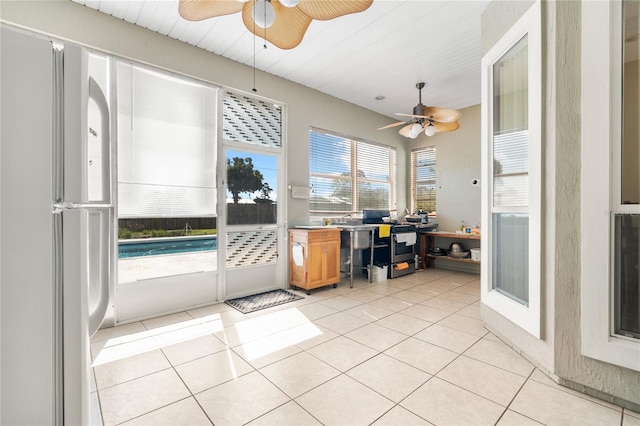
90, 269, 640, 425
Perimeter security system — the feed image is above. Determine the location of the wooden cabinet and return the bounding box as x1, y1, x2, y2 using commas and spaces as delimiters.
289, 228, 341, 294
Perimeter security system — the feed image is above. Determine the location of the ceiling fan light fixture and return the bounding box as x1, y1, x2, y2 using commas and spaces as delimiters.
279, 0, 300, 7
377, 82, 462, 139
409, 123, 423, 138
424, 123, 436, 136
252, 0, 276, 28
179, 0, 372, 49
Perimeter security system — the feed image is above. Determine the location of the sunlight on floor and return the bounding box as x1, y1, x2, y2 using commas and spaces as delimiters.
92, 307, 322, 366
92, 313, 224, 366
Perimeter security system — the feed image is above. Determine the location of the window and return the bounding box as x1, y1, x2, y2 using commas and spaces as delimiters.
309, 128, 396, 214
481, 1, 541, 337
411, 147, 437, 214
581, 0, 640, 371
491, 34, 530, 306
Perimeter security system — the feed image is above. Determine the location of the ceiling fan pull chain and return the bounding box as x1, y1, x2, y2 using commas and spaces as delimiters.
252, 12, 257, 92
263, 0, 268, 49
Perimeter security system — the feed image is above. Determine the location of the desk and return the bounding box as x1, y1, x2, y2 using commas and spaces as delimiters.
420, 231, 480, 269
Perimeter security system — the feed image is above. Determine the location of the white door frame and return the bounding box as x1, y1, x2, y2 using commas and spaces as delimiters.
217, 95, 287, 301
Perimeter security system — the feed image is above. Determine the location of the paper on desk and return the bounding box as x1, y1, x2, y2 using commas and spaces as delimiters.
395, 232, 417, 246
292, 243, 304, 266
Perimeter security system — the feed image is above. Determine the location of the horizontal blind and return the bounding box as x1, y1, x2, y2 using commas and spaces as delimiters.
309, 129, 395, 213
309, 131, 352, 212
493, 130, 529, 207
356, 142, 394, 210
117, 63, 217, 218
411, 147, 437, 213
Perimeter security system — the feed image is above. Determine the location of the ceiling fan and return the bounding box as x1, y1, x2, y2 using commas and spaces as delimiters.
378, 82, 461, 139
178, 0, 373, 50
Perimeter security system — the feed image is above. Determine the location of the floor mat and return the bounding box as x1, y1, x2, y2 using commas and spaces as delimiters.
224, 289, 304, 314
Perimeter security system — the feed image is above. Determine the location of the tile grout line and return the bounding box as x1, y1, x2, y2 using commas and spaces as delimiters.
94, 271, 491, 425
491, 366, 539, 426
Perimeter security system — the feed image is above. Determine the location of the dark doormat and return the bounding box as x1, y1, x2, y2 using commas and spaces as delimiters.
224, 289, 304, 314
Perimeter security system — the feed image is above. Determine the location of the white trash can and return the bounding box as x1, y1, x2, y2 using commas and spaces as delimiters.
470, 248, 480, 261
368, 265, 388, 282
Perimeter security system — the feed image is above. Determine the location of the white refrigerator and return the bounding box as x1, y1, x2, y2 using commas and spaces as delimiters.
1, 27, 112, 424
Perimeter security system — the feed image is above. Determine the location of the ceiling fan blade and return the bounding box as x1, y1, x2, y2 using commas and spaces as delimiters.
178, 0, 243, 21
433, 121, 460, 132
395, 112, 425, 119
242, 1, 312, 49
297, 0, 373, 20
398, 124, 415, 138
377, 121, 407, 130
423, 106, 461, 123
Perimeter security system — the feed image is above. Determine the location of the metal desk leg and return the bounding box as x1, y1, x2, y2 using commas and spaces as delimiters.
349, 230, 354, 288
369, 229, 374, 283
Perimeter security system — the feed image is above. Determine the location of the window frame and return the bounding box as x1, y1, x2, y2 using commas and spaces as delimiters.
309, 128, 397, 215
581, 0, 640, 371
480, 0, 542, 338
411, 146, 437, 216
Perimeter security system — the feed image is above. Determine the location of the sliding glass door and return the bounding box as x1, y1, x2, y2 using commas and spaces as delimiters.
115, 62, 219, 322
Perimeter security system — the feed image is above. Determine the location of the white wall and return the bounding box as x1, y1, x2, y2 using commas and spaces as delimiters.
0, 0, 408, 227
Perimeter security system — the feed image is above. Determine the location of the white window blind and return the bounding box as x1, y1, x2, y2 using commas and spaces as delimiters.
117, 63, 217, 218
493, 130, 529, 207
411, 147, 437, 213
309, 129, 395, 213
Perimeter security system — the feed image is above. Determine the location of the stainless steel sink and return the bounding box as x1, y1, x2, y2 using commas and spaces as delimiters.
332, 224, 374, 230
329, 219, 366, 226
332, 224, 377, 249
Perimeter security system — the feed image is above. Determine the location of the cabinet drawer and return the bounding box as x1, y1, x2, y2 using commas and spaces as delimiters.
306, 229, 340, 243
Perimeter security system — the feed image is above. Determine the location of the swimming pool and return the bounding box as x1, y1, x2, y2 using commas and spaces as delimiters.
118, 236, 217, 258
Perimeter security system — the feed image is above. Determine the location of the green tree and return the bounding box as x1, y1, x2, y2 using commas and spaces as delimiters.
254, 182, 274, 204
227, 157, 264, 203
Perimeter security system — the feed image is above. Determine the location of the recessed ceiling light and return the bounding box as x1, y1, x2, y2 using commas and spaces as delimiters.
375, 95, 386, 101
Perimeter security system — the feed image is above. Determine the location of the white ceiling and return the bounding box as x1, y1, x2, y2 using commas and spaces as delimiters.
72, 0, 490, 121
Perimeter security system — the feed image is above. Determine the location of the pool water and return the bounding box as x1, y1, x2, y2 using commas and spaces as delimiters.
118, 237, 217, 258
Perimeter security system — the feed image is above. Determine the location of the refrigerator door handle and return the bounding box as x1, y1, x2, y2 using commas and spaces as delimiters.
88, 76, 110, 205
88, 207, 111, 336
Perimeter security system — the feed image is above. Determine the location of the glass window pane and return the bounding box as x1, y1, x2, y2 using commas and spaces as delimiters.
623, 1, 640, 204
493, 35, 529, 208
117, 63, 217, 218
412, 148, 437, 213
614, 214, 640, 338
492, 213, 529, 305
309, 129, 395, 214
493, 35, 528, 134
309, 133, 351, 176
309, 176, 353, 212
357, 182, 390, 210
226, 151, 277, 225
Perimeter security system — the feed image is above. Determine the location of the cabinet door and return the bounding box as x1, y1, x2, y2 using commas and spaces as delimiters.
307, 241, 325, 287
324, 239, 341, 284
